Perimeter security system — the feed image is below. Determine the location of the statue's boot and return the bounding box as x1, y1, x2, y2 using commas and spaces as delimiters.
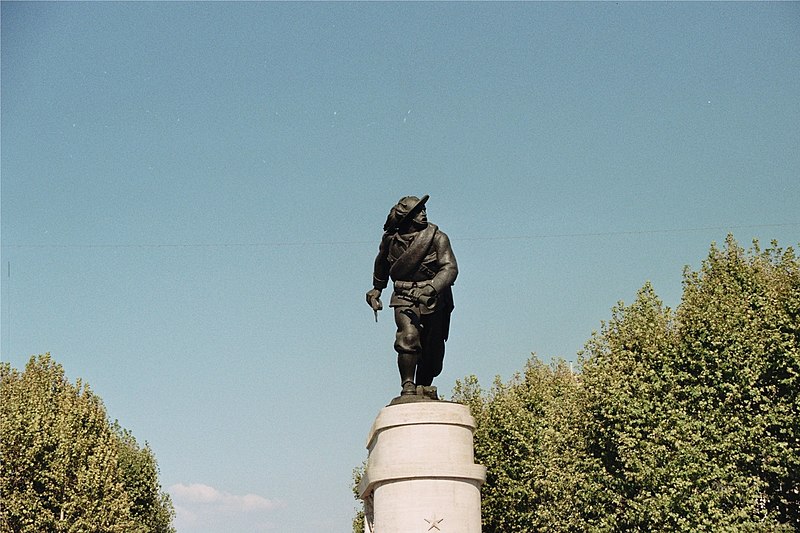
398, 352, 418, 395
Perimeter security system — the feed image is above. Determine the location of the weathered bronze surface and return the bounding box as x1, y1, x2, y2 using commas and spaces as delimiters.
366, 195, 458, 399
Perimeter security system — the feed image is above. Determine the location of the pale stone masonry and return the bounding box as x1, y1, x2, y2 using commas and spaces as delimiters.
359, 401, 486, 532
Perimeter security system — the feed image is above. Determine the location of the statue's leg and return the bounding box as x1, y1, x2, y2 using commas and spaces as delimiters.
394, 307, 421, 394
397, 353, 417, 395
415, 311, 446, 387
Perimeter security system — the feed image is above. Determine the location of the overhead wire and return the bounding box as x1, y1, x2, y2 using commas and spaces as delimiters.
1, 222, 797, 250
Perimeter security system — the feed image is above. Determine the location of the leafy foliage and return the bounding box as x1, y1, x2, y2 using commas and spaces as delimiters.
0, 354, 175, 533
668, 237, 799, 528
113, 424, 176, 533
455, 237, 799, 532
454, 359, 610, 532
351, 463, 365, 533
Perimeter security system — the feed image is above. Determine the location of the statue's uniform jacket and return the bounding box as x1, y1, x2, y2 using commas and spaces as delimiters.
372, 223, 457, 384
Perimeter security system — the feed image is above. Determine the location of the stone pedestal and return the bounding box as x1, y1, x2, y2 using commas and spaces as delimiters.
358, 401, 486, 533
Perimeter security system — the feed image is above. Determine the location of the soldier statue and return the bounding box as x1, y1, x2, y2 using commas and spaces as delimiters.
366, 195, 458, 398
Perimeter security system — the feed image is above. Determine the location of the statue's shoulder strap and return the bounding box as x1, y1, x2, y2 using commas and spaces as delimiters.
389, 224, 437, 279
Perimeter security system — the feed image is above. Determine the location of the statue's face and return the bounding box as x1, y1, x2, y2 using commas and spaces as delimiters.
410, 208, 428, 230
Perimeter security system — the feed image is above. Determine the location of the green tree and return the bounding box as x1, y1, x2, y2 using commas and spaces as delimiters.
113, 424, 175, 533
351, 463, 365, 533
580, 237, 798, 531
451, 236, 798, 532
674, 237, 799, 527
454, 358, 610, 532
0, 354, 175, 533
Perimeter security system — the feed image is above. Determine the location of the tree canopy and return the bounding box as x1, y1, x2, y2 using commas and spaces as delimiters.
451, 236, 799, 532
1, 354, 175, 533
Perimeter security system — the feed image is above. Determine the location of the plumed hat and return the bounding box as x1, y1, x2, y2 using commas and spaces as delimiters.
383, 194, 429, 232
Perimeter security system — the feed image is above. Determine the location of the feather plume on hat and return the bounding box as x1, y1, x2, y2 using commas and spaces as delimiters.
383, 195, 429, 232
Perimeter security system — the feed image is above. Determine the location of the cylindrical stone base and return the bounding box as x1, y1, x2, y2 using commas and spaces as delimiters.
358, 401, 486, 533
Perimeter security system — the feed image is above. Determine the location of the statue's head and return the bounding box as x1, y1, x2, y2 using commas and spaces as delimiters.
383, 195, 429, 232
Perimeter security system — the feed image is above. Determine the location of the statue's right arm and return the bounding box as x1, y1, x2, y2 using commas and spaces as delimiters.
372, 234, 391, 291
367, 234, 390, 309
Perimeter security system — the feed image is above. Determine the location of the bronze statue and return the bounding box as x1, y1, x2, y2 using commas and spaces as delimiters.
366, 195, 458, 398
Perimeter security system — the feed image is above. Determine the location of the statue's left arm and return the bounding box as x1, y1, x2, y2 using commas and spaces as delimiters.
428, 230, 458, 294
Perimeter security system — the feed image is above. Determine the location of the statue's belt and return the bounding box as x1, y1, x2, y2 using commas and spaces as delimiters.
393, 281, 436, 307
394, 280, 431, 291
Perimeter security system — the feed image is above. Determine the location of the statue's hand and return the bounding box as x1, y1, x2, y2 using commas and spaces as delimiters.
366, 289, 383, 311
410, 284, 437, 306
419, 284, 436, 300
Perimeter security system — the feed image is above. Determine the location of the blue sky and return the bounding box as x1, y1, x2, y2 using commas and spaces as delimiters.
2, 2, 798, 532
